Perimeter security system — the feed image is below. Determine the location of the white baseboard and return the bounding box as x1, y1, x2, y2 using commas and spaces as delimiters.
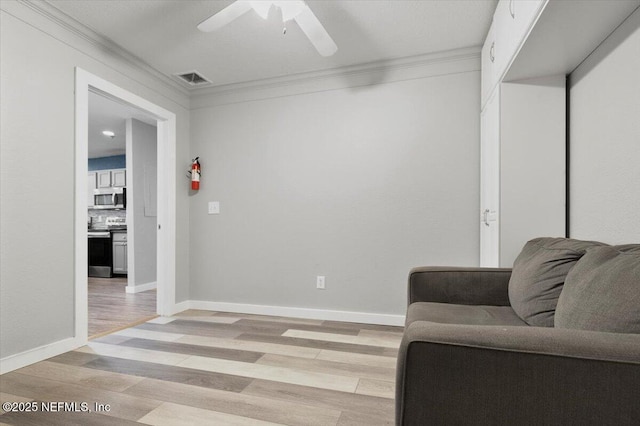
184, 300, 405, 326
170, 300, 191, 316
126, 281, 157, 293
0, 336, 84, 375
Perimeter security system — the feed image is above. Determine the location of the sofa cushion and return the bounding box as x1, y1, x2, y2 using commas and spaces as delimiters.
555, 245, 640, 334
508, 237, 606, 327
406, 302, 527, 327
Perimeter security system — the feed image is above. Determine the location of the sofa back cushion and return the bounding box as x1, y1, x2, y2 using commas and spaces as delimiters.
555, 245, 640, 334
508, 237, 606, 327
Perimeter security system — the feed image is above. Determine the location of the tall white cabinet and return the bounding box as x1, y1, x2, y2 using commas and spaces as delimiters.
480, 0, 565, 267
479, 0, 639, 266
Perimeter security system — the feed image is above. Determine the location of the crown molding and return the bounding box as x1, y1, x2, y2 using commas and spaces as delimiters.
197, 46, 480, 97
18, 0, 190, 100
9, 0, 480, 111
191, 46, 480, 108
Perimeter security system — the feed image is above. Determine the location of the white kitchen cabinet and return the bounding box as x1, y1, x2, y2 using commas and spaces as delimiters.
87, 172, 97, 207
112, 231, 128, 274
97, 170, 112, 188
112, 169, 126, 187
93, 168, 126, 190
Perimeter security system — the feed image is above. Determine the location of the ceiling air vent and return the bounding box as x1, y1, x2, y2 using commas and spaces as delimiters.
174, 71, 211, 87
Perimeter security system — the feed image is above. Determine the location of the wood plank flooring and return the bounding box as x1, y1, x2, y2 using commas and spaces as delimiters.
0, 310, 403, 425
88, 277, 157, 338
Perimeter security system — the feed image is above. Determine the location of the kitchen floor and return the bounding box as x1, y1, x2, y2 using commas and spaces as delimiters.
88, 277, 157, 338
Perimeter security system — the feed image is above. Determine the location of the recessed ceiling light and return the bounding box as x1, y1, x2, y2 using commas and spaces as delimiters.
102, 130, 115, 138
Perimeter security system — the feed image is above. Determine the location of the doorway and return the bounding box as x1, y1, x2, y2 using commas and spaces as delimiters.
75, 68, 177, 343
87, 91, 159, 337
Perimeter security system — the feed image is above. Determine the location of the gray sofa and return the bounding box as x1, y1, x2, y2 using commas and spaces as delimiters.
395, 238, 640, 426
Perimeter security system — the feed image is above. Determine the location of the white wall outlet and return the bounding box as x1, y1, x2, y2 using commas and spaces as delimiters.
316, 276, 325, 290
208, 201, 220, 215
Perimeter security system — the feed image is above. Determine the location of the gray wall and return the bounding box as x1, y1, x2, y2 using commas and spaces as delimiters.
569, 7, 640, 243
0, 3, 190, 359
190, 71, 480, 315
128, 119, 158, 287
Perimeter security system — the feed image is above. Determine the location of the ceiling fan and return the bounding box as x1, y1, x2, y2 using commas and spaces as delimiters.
197, 1, 338, 57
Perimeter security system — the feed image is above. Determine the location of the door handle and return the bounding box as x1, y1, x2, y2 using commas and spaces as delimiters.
483, 209, 490, 226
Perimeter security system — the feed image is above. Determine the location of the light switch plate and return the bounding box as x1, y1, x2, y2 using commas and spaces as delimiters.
208, 201, 220, 215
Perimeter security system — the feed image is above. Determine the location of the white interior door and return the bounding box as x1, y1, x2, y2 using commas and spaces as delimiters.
480, 88, 500, 267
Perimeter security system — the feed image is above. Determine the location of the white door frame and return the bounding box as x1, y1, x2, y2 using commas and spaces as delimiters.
75, 68, 177, 342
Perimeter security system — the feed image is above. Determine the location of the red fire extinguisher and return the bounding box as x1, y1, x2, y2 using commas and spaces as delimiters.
191, 157, 201, 190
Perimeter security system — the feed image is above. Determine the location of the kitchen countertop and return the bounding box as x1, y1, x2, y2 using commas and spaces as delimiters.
88, 226, 127, 232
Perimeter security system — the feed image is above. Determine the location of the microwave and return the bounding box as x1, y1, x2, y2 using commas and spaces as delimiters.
93, 187, 126, 209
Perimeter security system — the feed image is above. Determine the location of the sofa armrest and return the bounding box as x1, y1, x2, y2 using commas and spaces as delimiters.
396, 322, 640, 426
408, 267, 512, 306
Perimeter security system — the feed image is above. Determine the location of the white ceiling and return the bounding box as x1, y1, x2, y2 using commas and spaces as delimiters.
88, 92, 156, 158
49, 0, 497, 90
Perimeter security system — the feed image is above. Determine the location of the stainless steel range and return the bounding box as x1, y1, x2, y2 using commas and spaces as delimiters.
88, 217, 126, 278
88, 230, 112, 277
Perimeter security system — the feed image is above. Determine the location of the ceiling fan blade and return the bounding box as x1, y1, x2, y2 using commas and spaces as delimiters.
294, 4, 338, 57
197, 1, 253, 32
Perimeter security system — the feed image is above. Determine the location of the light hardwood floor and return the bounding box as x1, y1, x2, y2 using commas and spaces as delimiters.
0, 310, 403, 425
88, 277, 157, 338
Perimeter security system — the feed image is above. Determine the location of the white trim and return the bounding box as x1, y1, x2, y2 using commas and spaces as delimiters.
156, 117, 177, 316
0, 337, 83, 375
170, 300, 192, 316
182, 301, 405, 326
75, 68, 177, 341
191, 47, 481, 108
125, 118, 136, 290
126, 281, 157, 294
75, 69, 90, 344
196, 46, 480, 96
